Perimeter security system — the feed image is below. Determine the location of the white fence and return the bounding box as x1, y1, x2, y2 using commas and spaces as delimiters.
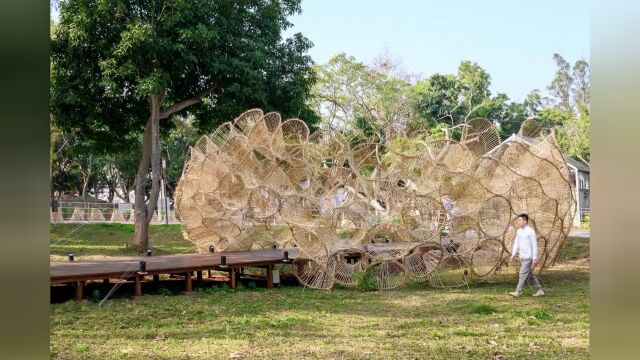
50, 202, 180, 224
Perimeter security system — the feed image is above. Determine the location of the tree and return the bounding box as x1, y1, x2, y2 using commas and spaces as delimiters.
111, 138, 143, 203
523, 89, 552, 116
412, 73, 462, 127
548, 53, 573, 112
51, 0, 317, 250
494, 100, 528, 138
541, 54, 590, 161
163, 116, 199, 197
547, 53, 590, 114
539, 106, 590, 162
310, 53, 416, 143
557, 106, 590, 162
413, 61, 496, 128
572, 60, 590, 110
50, 123, 83, 199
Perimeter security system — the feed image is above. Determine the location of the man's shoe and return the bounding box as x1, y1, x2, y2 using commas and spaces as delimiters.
508, 291, 521, 297
532, 289, 545, 297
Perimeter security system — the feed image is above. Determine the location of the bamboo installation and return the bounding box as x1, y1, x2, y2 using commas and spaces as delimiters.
175, 109, 575, 289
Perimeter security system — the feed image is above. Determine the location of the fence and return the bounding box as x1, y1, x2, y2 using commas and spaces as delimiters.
50, 202, 180, 224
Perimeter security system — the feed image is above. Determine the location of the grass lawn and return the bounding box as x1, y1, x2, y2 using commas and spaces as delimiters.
50, 223, 195, 261
50, 225, 589, 359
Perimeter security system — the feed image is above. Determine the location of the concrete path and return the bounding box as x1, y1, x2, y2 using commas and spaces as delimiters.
569, 229, 590, 238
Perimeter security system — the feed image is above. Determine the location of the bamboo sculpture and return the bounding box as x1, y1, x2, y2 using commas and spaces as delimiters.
175, 109, 575, 290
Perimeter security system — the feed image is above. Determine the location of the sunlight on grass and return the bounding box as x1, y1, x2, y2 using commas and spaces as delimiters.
49, 226, 590, 359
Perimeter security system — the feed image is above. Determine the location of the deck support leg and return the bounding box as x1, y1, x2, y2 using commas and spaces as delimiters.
102, 278, 109, 286
185, 272, 192, 293
266, 265, 274, 289
153, 274, 160, 283
134, 274, 142, 297
75, 281, 84, 301
208, 270, 211, 278
230, 269, 236, 289
197, 271, 203, 282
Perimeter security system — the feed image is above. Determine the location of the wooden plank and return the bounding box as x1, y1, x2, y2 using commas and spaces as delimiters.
51, 248, 299, 282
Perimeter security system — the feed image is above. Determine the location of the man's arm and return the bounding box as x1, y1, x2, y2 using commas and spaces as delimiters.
511, 231, 519, 260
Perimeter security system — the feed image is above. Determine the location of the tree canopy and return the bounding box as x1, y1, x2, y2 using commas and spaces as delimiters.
51, 0, 318, 149
51, 0, 318, 249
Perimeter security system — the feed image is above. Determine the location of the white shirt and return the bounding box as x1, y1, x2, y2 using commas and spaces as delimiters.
511, 225, 538, 260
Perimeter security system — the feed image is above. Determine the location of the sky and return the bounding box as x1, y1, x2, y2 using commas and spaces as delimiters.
284, 0, 590, 102
51, 0, 589, 103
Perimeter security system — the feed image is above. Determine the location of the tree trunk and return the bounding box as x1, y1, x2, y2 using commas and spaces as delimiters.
81, 155, 92, 207
107, 187, 115, 203
133, 94, 164, 251
115, 183, 131, 203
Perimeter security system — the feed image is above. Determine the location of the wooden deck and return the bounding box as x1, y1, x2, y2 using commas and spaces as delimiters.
50, 248, 299, 300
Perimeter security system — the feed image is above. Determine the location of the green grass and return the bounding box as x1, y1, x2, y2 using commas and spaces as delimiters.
50, 226, 590, 359
470, 304, 498, 315
50, 223, 195, 259
557, 236, 590, 261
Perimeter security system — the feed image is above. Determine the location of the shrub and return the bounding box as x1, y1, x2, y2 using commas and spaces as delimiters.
91, 289, 102, 303
158, 287, 172, 296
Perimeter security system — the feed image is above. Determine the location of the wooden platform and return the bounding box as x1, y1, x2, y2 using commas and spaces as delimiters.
51, 248, 299, 300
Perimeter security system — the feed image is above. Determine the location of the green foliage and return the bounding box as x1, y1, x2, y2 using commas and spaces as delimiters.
538, 107, 574, 125
51, 0, 318, 152
530, 309, 551, 321
428, 123, 449, 141
496, 101, 527, 138
353, 265, 381, 291
158, 287, 173, 296
470, 304, 498, 315
412, 73, 463, 127
310, 53, 414, 143
91, 289, 102, 303
413, 61, 494, 127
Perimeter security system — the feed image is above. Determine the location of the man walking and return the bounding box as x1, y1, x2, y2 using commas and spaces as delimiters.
509, 213, 545, 297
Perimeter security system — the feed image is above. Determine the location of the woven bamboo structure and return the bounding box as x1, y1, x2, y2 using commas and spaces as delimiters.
175, 110, 575, 290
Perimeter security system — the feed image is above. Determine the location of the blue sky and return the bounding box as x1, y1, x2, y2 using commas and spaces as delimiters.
284, 0, 589, 102
51, 0, 589, 102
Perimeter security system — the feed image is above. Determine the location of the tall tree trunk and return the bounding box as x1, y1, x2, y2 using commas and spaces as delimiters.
81, 155, 92, 207
133, 94, 163, 251
107, 187, 115, 203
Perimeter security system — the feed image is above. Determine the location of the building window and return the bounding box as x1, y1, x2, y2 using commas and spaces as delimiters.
584, 173, 589, 189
